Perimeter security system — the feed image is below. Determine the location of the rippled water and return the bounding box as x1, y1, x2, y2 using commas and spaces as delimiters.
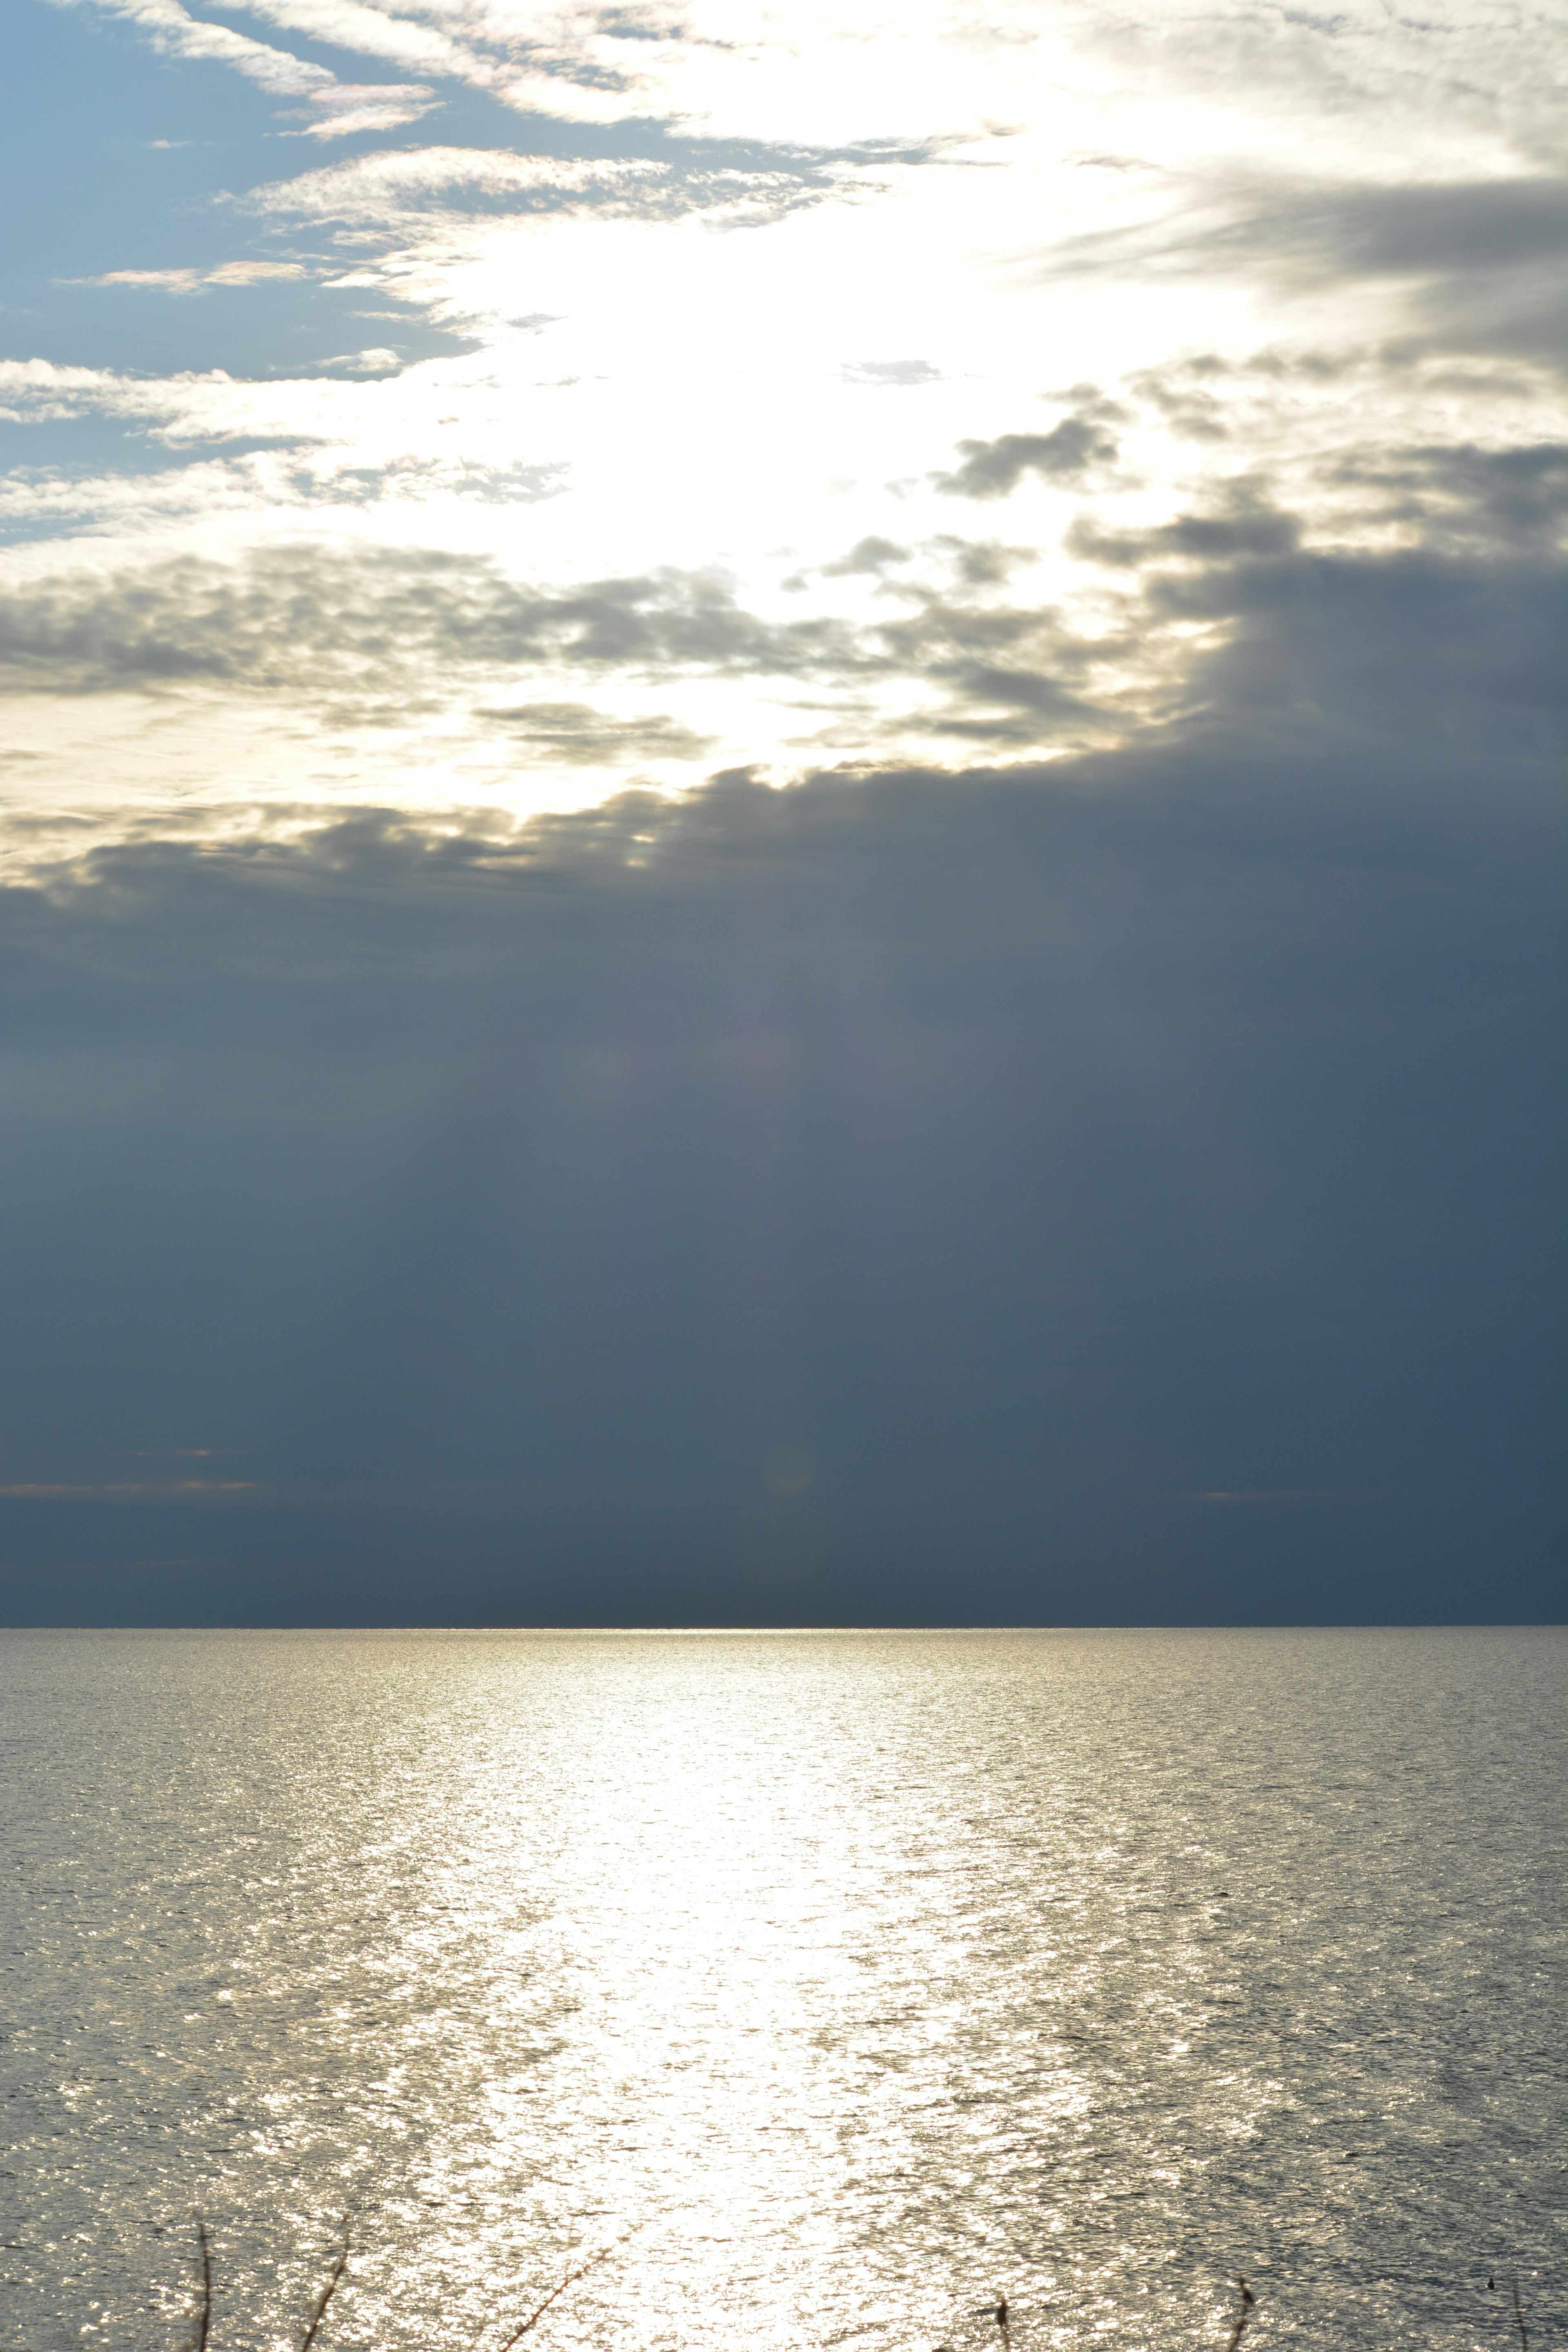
0, 1629, 1562, 2351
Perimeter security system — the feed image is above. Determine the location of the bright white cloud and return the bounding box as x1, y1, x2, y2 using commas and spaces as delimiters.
290, 82, 439, 137
50, 0, 439, 133
60, 0, 336, 96
243, 148, 713, 222
56, 0, 1568, 158
61, 262, 311, 291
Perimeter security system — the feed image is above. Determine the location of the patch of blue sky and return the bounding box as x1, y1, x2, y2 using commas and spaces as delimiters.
0, 15, 468, 300
0, 412, 296, 471
2, 3, 507, 379
4, 273, 478, 380
3, 3, 300, 276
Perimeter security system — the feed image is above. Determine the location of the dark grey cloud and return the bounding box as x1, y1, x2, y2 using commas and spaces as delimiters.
1260, 178, 1568, 367
0, 541, 1114, 750
820, 536, 912, 577
1274, 180, 1568, 283
1126, 361, 1232, 441
1063, 449, 1566, 765
470, 701, 713, 762
1151, 554, 1564, 768
1, 511, 1560, 1630
1069, 486, 1301, 569
868, 585, 1110, 741
1323, 441, 1568, 553
933, 414, 1118, 499
926, 537, 1037, 589
1048, 177, 1568, 368
0, 549, 866, 706
907, 663, 1099, 742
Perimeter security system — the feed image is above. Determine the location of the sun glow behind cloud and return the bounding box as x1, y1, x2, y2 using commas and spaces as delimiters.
1, 0, 1561, 862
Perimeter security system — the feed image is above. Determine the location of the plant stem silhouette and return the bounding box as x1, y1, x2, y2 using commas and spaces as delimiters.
299, 2219, 350, 2352
192, 2217, 212, 2352
1225, 2275, 1255, 2351
494, 2242, 620, 2352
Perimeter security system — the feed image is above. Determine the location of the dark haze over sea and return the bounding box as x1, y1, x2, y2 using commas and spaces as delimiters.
1, 1627, 1562, 2349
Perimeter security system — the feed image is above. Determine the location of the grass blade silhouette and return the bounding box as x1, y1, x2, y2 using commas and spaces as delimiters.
299, 2218, 350, 2351
191, 2217, 212, 2352
493, 2249, 612, 2352
1225, 2276, 1255, 2351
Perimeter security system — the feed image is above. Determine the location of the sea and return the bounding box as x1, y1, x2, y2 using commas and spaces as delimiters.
0, 1628, 1562, 2351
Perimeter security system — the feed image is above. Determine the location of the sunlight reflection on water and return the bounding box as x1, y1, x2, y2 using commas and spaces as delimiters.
0, 1628, 1562, 2349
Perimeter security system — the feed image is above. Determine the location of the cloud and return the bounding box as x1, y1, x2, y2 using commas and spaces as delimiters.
10, 0, 1560, 1628
0, 1481, 257, 1497
62, 263, 312, 294
0, 546, 866, 704
821, 537, 912, 576
243, 145, 878, 231
2, 491, 1559, 1624
1, 535, 1558, 1621
842, 361, 942, 387
1068, 487, 1301, 569
61, 0, 441, 132
75, 0, 334, 97
1045, 461, 1566, 764
287, 82, 439, 138
0, 355, 579, 480
1184, 1490, 1339, 1503
246, 149, 674, 223
0, 534, 1142, 768
1236, 178, 1568, 366
2, 425, 1557, 779
1126, 362, 1232, 442
314, 347, 404, 372
1250, 179, 1568, 285
1047, 177, 1568, 368
221, 0, 473, 78
929, 537, 1036, 588
112, 0, 1568, 154
1322, 441, 1568, 554
471, 701, 714, 763
1155, 549, 1566, 762
934, 415, 1118, 498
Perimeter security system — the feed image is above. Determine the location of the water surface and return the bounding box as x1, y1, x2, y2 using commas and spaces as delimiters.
1, 1628, 1562, 2349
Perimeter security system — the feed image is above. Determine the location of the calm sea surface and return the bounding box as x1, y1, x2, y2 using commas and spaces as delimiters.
0, 1629, 1562, 2351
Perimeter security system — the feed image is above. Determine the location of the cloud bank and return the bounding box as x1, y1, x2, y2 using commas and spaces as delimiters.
2, 521, 1559, 1625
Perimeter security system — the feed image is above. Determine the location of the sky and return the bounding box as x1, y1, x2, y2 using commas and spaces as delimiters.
0, 0, 1563, 1626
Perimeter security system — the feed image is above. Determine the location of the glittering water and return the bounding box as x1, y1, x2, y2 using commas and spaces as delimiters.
0, 1629, 1562, 2351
